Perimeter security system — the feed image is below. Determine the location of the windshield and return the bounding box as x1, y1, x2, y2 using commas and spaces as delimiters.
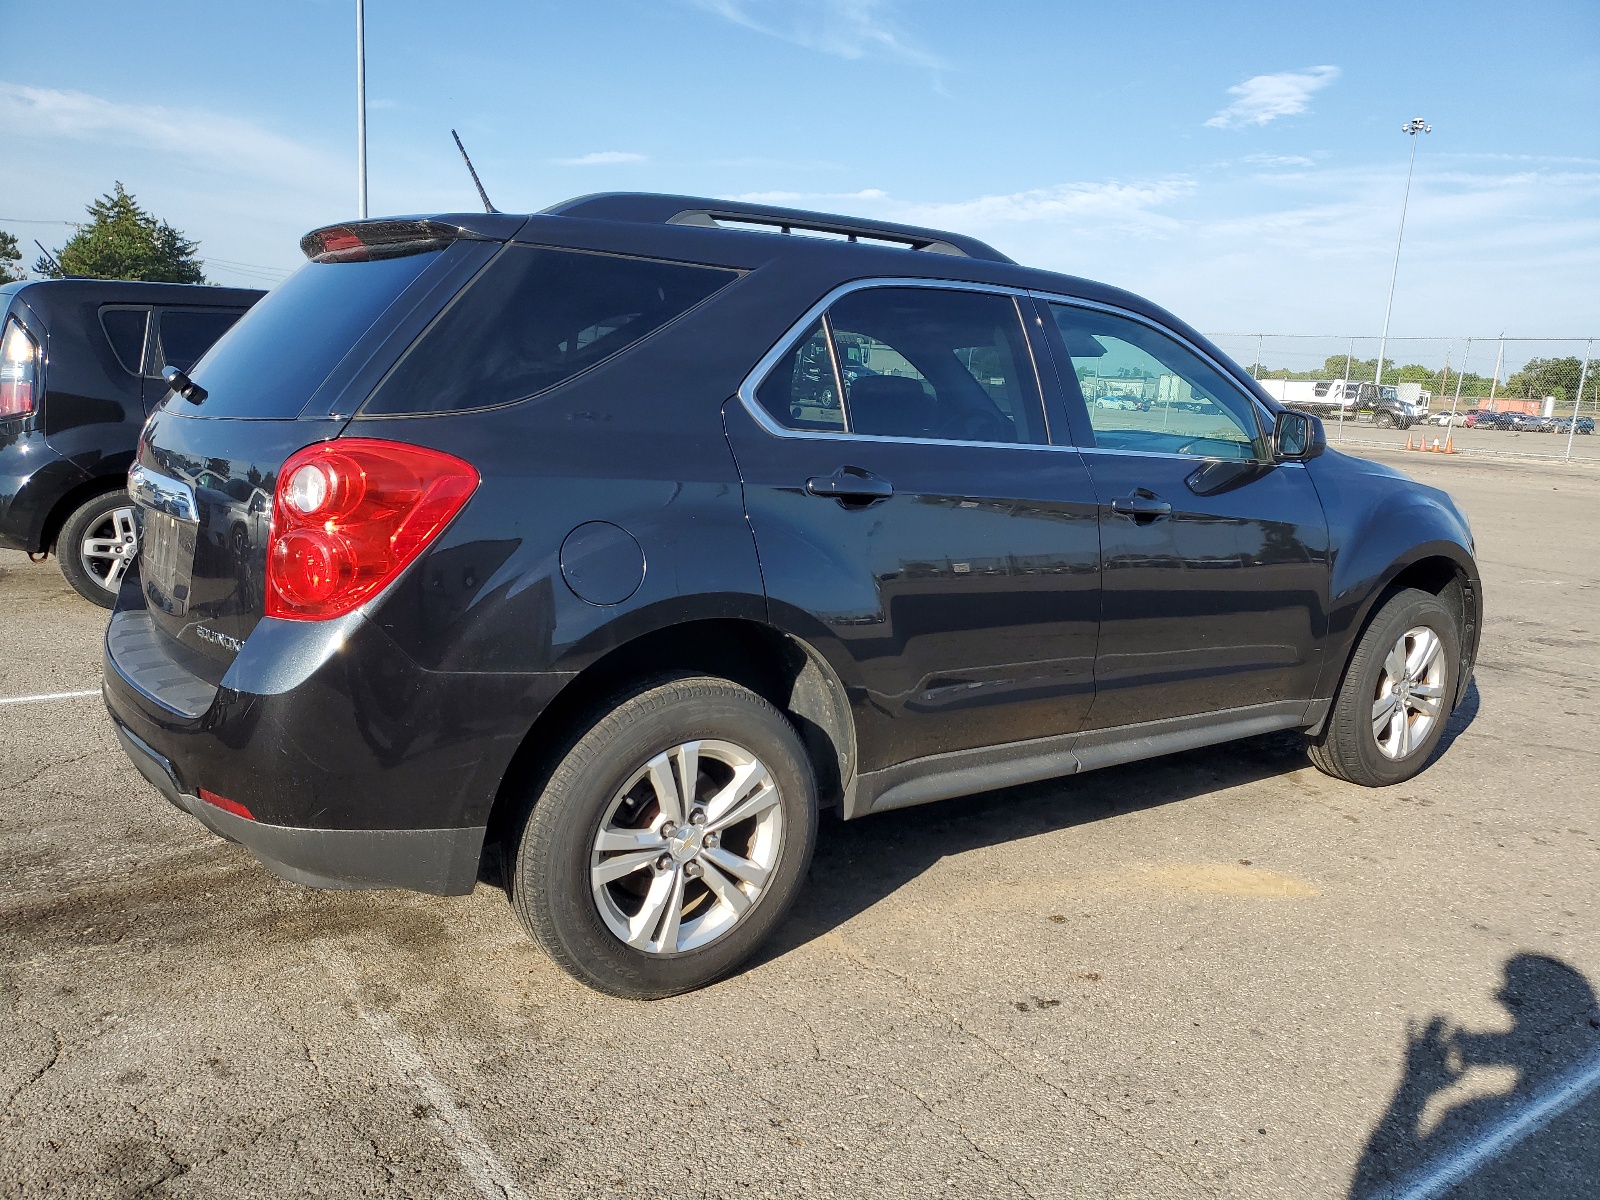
184, 251, 444, 418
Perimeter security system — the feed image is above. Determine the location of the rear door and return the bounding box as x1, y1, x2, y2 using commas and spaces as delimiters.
1035, 297, 1330, 730
725, 282, 1102, 773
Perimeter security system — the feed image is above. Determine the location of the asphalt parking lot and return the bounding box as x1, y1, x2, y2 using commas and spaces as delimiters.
3, 448, 1597, 1199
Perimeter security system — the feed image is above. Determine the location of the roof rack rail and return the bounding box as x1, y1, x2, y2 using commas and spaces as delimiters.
540, 193, 1013, 264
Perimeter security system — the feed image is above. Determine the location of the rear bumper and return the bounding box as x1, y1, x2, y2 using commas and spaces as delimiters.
103, 571, 566, 896
110, 717, 484, 893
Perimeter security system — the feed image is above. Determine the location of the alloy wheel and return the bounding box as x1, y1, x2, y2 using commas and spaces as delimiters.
79, 506, 139, 594
590, 739, 783, 955
1371, 625, 1447, 760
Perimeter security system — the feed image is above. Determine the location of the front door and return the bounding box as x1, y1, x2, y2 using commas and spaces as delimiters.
1036, 298, 1330, 730
725, 284, 1102, 773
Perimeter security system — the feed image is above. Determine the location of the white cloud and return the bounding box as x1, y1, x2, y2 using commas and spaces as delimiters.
1206, 66, 1339, 129
0, 80, 348, 286
1242, 153, 1316, 168
684, 0, 943, 68
729, 181, 1193, 237
721, 166, 1600, 334
0, 81, 337, 183
557, 151, 649, 166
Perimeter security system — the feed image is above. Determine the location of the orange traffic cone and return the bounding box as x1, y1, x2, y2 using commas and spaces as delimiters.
1403, 432, 1416, 450
1431, 436, 1443, 452
1443, 431, 1456, 454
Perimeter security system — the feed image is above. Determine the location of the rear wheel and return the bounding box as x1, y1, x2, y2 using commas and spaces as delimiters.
1308, 588, 1460, 786
57, 489, 138, 608
507, 676, 818, 999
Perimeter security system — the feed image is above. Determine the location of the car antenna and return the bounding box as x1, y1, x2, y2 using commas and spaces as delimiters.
34, 240, 66, 276
451, 129, 499, 214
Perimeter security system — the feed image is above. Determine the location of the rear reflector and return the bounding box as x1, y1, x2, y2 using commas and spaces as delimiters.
266, 438, 479, 620
198, 789, 255, 821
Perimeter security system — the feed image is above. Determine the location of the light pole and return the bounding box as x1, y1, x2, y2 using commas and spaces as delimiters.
1374, 117, 1431, 389
356, 0, 368, 219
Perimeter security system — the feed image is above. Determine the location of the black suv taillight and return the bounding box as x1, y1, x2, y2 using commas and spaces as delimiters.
0, 317, 39, 418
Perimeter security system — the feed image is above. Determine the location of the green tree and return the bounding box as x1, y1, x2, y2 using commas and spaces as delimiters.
34, 184, 203, 283
1503, 356, 1584, 403
0, 230, 22, 283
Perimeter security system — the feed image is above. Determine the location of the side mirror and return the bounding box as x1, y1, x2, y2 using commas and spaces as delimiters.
1275, 410, 1326, 460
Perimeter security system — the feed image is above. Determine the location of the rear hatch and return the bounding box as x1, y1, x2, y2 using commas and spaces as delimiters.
127, 219, 512, 681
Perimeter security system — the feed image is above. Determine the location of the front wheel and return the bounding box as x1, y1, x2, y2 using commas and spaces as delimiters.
1307, 588, 1461, 786
57, 489, 138, 608
507, 676, 818, 999
1374, 411, 1396, 429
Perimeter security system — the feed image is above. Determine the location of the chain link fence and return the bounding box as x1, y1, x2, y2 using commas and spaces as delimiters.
1205, 334, 1598, 462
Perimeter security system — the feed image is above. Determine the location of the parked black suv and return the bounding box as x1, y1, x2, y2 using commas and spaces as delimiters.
102, 195, 1481, 998
0, 279, 262, 605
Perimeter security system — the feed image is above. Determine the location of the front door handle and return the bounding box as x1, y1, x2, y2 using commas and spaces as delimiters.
1110, 490, 1173, 522
806, 467, 894, 504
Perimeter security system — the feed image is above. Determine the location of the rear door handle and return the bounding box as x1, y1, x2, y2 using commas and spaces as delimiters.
806, 467, 894, 503
1110, 491, 1173, 522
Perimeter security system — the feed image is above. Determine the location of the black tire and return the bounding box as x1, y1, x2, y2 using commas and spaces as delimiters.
507, 675, 818, 999
1307, 588, 1461, 787
56, 489, 138, 609
1373, 411, 1396, 429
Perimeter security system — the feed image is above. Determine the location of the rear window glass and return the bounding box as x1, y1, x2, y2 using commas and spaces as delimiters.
156, 310, 243, 374
187, 252, 441, 418
100, 307, 148, 374
363, 246, 738, 415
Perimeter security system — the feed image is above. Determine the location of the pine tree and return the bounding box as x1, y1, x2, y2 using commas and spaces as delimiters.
34, 184, 204, 283
0, 230, 22, 283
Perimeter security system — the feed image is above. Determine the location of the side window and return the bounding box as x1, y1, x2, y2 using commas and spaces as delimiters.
829, 288, 1044, 444
1047, 304, 1263, 460
155, 309, 244, 375
365, 246, 739, 415
754, 320, 844, 431
100, 307, 150, 374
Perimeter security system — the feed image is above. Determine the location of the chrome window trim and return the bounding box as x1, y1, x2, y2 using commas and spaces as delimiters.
735, 276, 1054, 450
1027, 289, 1278, 455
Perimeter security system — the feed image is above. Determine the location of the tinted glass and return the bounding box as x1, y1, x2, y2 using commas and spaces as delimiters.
827, 288, 1044, 444
156, 310, 242, 374
755, 320, 844, 431
365, 246, 738, 415
99, 307, 148, 374
188, 252, 442, 418
1048, 304, 1264, 460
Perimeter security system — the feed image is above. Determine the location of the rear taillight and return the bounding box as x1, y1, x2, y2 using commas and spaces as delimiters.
265, 438, 479, 621
0, 318, 39, 418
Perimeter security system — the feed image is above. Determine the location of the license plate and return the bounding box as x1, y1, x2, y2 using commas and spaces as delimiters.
140, 508, 197, 615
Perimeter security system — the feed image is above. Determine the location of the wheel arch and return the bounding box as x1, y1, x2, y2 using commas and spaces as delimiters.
482, 617, 856, 868
43, 472, 132, 554
1312, 543, 1480, 735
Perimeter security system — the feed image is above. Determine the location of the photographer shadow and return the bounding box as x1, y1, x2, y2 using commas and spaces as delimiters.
1349, 953, 1600, 1199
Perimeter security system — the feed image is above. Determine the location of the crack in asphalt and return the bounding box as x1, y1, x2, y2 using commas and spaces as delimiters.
1, 1021, 63, 1123
0, 750, 100, 795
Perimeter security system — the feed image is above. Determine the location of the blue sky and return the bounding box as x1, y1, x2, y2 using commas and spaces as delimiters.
2, 0, 1597, 340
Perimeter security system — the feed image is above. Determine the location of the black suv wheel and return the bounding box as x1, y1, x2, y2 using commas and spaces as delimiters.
1307, 588, 1460, 786
507, 676, 818, 999
57, 489, 138, 608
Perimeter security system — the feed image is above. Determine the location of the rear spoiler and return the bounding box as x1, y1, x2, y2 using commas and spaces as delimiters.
300, 215, 526, 263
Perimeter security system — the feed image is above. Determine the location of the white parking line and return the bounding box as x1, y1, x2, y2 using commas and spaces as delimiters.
0, 689, 101, 707
1382, 1051, 1600, 1200
318, 949, 529, 1200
